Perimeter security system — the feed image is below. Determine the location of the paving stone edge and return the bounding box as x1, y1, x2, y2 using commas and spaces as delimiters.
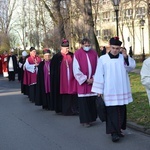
127, 121, 150, 135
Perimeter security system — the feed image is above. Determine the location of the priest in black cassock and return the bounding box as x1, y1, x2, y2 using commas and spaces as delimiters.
50, 39, 78, 115
18, 51, 28, 93
7, 49, 18, 81
35, 49, 53, 110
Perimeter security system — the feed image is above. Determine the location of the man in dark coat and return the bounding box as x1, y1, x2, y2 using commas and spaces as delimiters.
101, 46, 106, 55
18, 51, 28, 93
35, 48, 53, 110
50, 39, 78, 115
7, 49, 18, 81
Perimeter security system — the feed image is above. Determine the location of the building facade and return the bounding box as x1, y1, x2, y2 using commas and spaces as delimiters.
93, 0, 150, 55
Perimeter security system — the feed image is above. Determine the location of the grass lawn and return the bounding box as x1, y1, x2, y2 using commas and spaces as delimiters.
127, 62, 150, 129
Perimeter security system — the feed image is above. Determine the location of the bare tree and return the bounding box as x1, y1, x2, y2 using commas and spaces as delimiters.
0, 32, 10, 52
41, 0, 66, 40
69, 0, 100, 53
40, 0, 100, 53
0, 0, 17, 34
0, 0, 17, 52
146, 0, 150, 54
119, 0, 146, 54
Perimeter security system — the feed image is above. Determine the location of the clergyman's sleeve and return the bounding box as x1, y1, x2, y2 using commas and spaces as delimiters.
140, 58, 150, 90
124, 56, 136, 72
91, 58, 104, 94
73, 55, 87, 85
25, 59, 35, 73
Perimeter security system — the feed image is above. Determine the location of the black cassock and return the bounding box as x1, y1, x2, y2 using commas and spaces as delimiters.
7, 55, 18, 81
50, 52, 78, 114
106, 105, 126, 134
19, 55, 29, 95
105, 52, 127, 134
18, 57, 26, 94
35, 60, 54, 110
50, 52, 62, 113
18, 57, 23, 82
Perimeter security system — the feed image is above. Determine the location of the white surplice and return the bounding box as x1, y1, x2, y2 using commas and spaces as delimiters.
8, 57, 14, 71
24, 59, 36, 73
91, 54, 136, 106
140, 57, 150, 105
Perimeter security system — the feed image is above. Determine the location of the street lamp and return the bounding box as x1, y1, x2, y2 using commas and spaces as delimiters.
140, 18, 145, 61
111, 0, 120, 36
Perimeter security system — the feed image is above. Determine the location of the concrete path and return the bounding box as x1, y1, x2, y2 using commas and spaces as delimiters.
0, 75, 149, 150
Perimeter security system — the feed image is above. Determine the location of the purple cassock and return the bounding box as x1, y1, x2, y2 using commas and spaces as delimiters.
60, 53, 77, 94
74, 48, 97, 94
23, 56, 41, 85
44, 61, 50, 93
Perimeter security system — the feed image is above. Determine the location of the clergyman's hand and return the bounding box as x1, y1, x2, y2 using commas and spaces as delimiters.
86, 78, 93, 85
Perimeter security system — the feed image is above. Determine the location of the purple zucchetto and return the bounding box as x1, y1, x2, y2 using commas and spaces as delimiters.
61, 39, 69, 47
43, 48, 51, 54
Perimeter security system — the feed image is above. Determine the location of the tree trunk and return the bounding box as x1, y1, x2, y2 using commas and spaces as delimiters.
52, 0, 66, 42
74, 0, 100, 55
41, 0, 66, 44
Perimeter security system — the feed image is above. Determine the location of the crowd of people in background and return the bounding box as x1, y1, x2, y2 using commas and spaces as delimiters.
0, 50, 9, 77
0, 37, 138, 143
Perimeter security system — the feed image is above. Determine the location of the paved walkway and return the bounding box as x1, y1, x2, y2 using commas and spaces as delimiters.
0, 73, 149, 136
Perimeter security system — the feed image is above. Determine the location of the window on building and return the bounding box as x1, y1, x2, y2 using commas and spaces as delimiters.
112, 11, 121, 22
148, 3, 150, 15
102, 0, 109, 5
96, 30, 101, 37
96, 18, 100, 23
103, 29, 111, 40
102, 11, 110, 22
136, 7, 145, 18
124, 0, 130, 2
124, 9, 133, 20
95, 13, 100, 23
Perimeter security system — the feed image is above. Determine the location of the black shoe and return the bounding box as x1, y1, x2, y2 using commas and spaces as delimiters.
111, 133, 120, 142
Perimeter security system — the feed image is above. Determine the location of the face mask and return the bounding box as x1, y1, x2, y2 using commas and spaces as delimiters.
83, 46, 91, 51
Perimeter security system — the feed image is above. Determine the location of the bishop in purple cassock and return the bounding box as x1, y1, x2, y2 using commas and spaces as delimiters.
50, 39, 78, 115
23, 47, 41, 103
35, 48, 54, 110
